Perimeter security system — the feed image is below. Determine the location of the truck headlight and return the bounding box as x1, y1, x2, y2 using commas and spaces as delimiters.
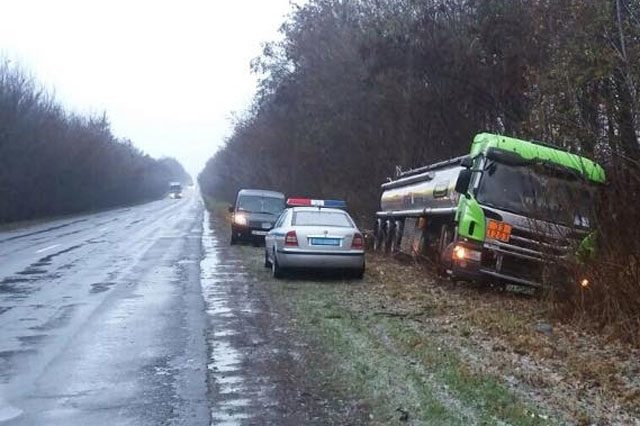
234, 214, 247, 226
453, 245, 482, 262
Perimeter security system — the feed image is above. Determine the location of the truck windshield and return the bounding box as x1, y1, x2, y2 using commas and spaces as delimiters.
476, 160, 594, 228
237, 196, 284, 215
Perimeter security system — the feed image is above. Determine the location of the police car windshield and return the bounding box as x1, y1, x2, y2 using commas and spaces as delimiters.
292, 211, 353, 227
237, 196, 284, 215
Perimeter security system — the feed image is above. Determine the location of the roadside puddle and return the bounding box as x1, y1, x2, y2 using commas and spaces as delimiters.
201, 211, 260, 424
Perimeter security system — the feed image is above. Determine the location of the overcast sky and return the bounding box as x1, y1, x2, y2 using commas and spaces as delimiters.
0, 0, 294, 177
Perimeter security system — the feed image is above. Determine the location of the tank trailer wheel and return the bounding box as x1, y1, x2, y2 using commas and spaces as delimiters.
373, 219, 384, 252
383, 220, 395, 254
390, 220, 403, 254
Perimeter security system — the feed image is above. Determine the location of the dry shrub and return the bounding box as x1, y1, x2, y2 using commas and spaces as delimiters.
561, 159, 640, 344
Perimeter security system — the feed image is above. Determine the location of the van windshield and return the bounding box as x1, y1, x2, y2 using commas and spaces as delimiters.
237, 196, 284, 215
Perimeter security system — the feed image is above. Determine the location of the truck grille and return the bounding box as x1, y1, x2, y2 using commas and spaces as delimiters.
481, 225, 582, 286
508, 226, 572, 258
498, 256, 543, 282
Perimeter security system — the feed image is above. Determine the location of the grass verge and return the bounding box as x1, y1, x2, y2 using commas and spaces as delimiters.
240, 247, 549, 425
205, 199, 639, 424
201, 194, 231, 219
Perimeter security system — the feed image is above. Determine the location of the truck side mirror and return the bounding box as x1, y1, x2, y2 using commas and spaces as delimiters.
455, 170, 472, 196
228, 205, 234, 213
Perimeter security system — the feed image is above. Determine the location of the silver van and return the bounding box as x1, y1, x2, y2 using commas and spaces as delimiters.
229, 189, 286, 244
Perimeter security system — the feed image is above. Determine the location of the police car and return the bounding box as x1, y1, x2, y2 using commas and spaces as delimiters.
264, 198, 365, 279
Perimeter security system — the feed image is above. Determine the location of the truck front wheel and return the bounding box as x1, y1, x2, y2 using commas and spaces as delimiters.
437, 225, 453, 258
437, 225, 455, 276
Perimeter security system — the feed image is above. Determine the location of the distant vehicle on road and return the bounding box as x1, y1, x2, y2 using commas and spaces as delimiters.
264, 198, 365, 279
168, 182, 183, 199
229, 189, 286, 244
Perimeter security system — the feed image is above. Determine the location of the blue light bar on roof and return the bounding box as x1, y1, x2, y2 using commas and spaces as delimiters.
287, 198, 347, 208
322, 199, 347, 208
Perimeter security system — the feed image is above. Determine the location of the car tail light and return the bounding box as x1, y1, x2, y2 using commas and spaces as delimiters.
285, 231, 298, 246
351, 233, 364, 249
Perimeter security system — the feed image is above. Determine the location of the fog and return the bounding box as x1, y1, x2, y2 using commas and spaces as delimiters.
0, 0, 293, 176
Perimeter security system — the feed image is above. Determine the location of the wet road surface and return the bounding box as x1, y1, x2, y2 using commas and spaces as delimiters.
201, 213, 338, 425
0, 192, 339, 425
0, 191, 208, 424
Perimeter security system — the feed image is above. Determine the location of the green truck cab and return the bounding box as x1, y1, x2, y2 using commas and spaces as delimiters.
374, 133, 605, 288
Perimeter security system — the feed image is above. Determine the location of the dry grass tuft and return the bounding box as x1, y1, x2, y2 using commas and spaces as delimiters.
362, 252, 640, 424
552, 160, 640, 346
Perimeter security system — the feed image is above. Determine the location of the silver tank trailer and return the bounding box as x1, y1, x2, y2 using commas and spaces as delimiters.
379, 156, 467, 217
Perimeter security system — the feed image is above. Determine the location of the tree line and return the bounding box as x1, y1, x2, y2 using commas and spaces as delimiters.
0, 60, 191, 224
199, 0, 640, 342
199, 0, 639, 218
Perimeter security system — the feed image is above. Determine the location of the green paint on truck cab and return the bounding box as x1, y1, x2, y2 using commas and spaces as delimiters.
470, 133, 605, 183
455, 195, 486, 242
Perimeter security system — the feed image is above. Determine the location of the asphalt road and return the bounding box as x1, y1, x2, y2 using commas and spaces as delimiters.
0, 190, 208, 425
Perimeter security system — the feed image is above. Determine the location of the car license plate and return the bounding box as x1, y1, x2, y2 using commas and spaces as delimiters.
486, 220, 512, 242
309, 237, 340, 246
251, 230, 268, 236
261, 222, 271, 229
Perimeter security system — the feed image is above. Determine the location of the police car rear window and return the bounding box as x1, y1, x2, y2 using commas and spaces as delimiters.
292, 211, 353, 227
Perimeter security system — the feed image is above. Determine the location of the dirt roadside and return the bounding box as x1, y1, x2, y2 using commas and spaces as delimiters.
204, 200, 639, 425
235, 248, 639, 425
203, 213, 370, 424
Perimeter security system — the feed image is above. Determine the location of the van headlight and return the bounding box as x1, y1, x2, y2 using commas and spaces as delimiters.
234, 214, 247, 226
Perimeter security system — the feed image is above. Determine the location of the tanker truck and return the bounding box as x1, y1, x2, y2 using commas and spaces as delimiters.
373, 133, 605, 288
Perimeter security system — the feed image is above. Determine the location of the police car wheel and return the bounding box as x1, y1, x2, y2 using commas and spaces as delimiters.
271, 251, 284, 279
354, 266, 365, 280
